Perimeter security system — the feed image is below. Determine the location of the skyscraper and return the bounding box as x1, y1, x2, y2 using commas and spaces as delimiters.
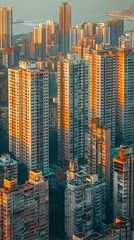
45, 20, 59, 54
57, 53, 89, 166
8, 60, 49, 175
106, 19, 124, 47
0, 6, 12, 49
59, 2, 71, 54
0, 169, 49, 239
116, 47, 134, 145
113, 146, 134, 225
89, 49, 116, 147
33, 24, 46, 57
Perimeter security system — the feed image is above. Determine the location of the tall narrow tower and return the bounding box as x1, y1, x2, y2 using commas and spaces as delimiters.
8, 60, 49, 175
116, 47, 134, 145
89, 49, 116, 147
59, 2, 71, 55
0, 6, 12, 49
57, 53, 89, 166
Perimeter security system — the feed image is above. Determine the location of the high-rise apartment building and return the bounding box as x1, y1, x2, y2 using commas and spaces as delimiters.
88, 118, 111, 198
113, 146, 134, 225
65, 162, 106, 238
8, 60, 49, 175
59, 2, 71, 54
89, 49, 116, 147
106, 19, 124, 47
1, 46, 15, 67
96, 21, 110, 44
0, 169, 49, 240
45, 20, 59, 54
33, 23, 46, 57
0, 6, 12, 49
0, 154, 18, 187
33, 25, 46, 44
70, 27, 77, 51
57, 53, 89, 166
116, 47, 134, 145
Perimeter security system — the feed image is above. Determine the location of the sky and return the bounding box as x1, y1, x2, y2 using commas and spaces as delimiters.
1, 0, 134, 24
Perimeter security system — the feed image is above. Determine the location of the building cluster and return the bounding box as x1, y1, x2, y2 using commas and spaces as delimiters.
0, 1, 134, 240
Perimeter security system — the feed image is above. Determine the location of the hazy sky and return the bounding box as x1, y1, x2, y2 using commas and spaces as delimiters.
1, 0, 134, 24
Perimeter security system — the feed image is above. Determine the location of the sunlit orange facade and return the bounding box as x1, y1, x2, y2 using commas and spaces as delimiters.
89, 49, 116, 147
8, 61, 49, 175
88, 118, 111, 198
116, 48, 134, 145
0, 6, 12, 49
59, 2, 71, 54
0, 170, 49, 239
57, 53, 89, 166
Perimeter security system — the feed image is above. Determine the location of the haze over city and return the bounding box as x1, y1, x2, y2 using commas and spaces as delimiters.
1, 0, 134, 22
0, 0, 134, 239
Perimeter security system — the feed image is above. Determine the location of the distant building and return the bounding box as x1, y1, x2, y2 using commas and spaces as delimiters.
0, 154, 18, 187
0, 169, 49, 239
113, 146, 134, 225
65, 162, 106, 238
106, 19, 124, 47
59, 2, 71, 54
0, 6, 12, 49
45, 20, 59, 54
1, 46, 15, 67
96, 21, 110, 44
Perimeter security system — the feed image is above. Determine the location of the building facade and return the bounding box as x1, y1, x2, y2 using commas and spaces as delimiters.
89, 49, 116, 147
0, 6, 12, 49
8, 60, 49, 175
58, 53, 89, 166
0, 154, 18, 187
88, 118, 111, 199
106, 19, 124, 47
113, 146, 134, 225
116, 48, 134, 145
0, 169, 49, 240
65, 162, 106, 238
59, 2, 71, 54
